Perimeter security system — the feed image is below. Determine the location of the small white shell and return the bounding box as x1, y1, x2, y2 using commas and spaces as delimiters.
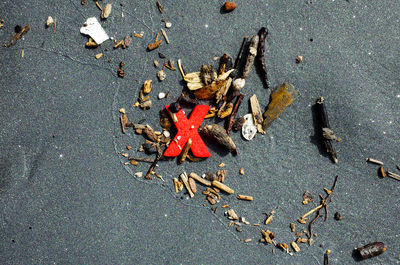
158, 92, 166, 99
232, 78, 245, 91
163, 130, 170, 138
242, 114, 257, 140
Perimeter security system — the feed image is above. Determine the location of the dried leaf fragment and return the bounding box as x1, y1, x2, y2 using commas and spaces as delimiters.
147, 39, 162, 51
143, 80, 152, 94
262, 83, 298, 130
194, 79, 227, 100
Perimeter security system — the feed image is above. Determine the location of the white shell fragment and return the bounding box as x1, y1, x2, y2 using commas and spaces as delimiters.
242, 114, 257, 141
165, 21, 172, 28
233, 78, 245, 91
80, 17, 109, 45
101, 4, 112, 19
157, 69, 166, 81
163, 130, 170, 138
158, 92, 166, 99
46, 16, 54, 27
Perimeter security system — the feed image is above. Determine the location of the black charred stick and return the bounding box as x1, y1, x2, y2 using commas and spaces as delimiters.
316, 97, 338, 163
257, 27, 270, 88
234, 36, 249, 69
144, 145, 163, 179
226, 93, 245, 134
218, 53, 233, 75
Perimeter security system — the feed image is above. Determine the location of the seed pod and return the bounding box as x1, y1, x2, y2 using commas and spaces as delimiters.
201, 124, 237, 153
355, 242, 387, 260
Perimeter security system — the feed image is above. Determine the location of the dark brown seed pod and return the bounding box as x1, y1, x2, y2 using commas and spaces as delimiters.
201, 124, 237, 153
355, 242, 387, 260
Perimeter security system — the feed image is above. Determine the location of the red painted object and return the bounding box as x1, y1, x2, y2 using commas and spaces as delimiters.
164, 105, 211, 158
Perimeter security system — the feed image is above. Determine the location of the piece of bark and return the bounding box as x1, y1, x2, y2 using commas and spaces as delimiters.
242, 35, 259, 78
262, 83, 298, 130
201, 124, 237, 153
120, 114, 128, 133
249, 94, 265, 134
316, 97, 338, 163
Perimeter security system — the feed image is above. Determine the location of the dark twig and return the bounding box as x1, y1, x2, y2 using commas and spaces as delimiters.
257, 27, 270, 88
234, 36, 248, 69
144, 144, 163, 179
316, 97, 338, 163
226, 93, 245, 134
128, 156, 155, 163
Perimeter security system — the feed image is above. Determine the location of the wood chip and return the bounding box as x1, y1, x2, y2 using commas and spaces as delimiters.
160, 28, 169, 44
244, 238, 252, 243
291, 242, 300, 252
189, 172, 211, 186
249, 94, 265, 134
366, 158, 384, 166
239, 168, 245, 175
188, 177, 197, 193
95, 53, 103, 59
207, 196, 216, 205
180, 172, 194, 198
227, 209, 238, 220
290, 223, 296, 232
237, 194, 253, 201
212, 180, 234, 194
296, 238, 308, 244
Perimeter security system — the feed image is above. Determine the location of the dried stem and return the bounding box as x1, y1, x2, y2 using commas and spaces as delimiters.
226, 93, 245, 134
144, 145, 163, 179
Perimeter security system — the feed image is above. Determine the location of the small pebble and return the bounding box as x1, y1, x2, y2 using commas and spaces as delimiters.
232, 78, 245, 91
224, 2, 237, 12
296, 55, 303, 64
165, 21, 172, 28
134, 172, 143, 178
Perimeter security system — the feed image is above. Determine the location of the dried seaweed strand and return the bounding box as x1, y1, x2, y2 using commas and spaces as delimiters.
307, 176, 339, 238
257, 27, 270, 88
